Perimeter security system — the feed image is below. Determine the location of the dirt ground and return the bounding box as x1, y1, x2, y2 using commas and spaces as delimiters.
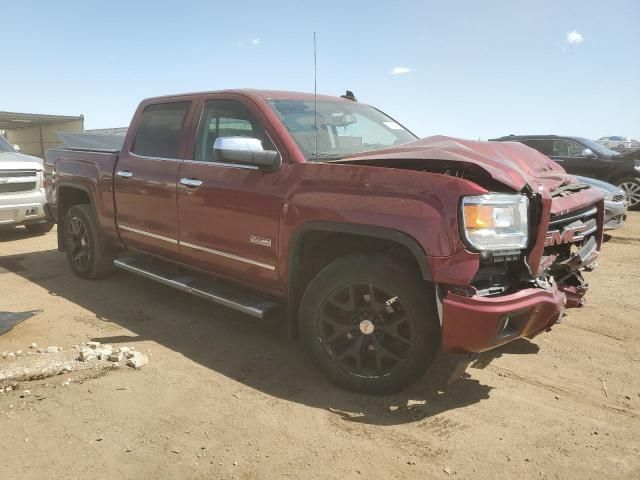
1, 215, 639, 480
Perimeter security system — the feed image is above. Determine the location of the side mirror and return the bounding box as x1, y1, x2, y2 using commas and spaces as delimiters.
13, 144, 21, 152
213, 137, 281, 172
581, 148, 596, 158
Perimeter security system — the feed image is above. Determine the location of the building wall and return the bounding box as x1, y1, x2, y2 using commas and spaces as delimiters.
5, 119, 84, 158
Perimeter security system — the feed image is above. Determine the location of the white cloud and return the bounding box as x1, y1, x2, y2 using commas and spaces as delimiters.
566, 30, 584, 45
251, 37, 261, 45
391, 66, 413, 75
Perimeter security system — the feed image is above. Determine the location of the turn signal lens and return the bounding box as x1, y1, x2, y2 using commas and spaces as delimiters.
461, 194, 529, 251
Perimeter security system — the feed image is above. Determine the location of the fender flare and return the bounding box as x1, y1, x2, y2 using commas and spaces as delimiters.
285, 220, 432, 338
54, 182, 99, 251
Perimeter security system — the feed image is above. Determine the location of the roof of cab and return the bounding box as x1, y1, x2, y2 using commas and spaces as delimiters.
142, 89, 355, 104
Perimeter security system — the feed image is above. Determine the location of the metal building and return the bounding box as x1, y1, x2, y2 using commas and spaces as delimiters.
0, 111, 84, 158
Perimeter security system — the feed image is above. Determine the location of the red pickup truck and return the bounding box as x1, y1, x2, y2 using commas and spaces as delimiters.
44, 90, 603, 393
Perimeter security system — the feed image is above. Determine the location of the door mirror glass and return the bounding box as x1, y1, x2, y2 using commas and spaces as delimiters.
213, 137, 281, 172
581, 148, 596, 158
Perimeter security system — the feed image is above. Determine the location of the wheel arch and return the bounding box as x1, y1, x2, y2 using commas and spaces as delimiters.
285, 221, 432, 339
55, 183, 95, 251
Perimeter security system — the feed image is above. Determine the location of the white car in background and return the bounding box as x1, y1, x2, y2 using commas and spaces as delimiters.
596, 136, 633, 151
0, 135, 53, 234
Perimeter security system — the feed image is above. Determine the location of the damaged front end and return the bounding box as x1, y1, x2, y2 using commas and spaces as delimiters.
440, 177, 604, 354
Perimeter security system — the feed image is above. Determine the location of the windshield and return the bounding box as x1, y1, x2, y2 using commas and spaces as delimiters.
578, 137, 620, 157
0, 135, 14, 153
268, 99, 417, 160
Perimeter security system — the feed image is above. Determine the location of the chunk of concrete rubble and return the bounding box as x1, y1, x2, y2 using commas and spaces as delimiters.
87, 341, 101, 349
108, 352, 124, 362
78, 349, 97, 362
126, 353, 148, 369
30, 343, 37, 349
46, 346, 61, 353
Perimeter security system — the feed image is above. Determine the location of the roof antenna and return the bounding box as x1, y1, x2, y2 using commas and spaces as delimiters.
313, 31, 318, 158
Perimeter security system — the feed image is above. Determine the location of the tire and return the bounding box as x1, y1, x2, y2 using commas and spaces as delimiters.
299, 254, 439, 394
62, 204, 113, 279
25, 221, 54, 235
617, 177, 640, 210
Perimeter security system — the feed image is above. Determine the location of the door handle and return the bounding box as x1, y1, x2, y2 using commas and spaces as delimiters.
116, 170, 133, 178
180, 177, 203, 188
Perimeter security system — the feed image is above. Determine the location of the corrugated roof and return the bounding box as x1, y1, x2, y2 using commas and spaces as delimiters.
0, 111, 83, 130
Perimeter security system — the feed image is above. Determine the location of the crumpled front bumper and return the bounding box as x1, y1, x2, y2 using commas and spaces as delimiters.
441, 282, 569, 354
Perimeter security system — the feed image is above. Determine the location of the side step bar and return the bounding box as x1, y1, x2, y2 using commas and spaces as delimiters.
113, 256, 278, 319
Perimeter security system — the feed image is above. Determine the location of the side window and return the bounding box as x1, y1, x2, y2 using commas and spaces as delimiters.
567, 142, 585, 157
195, 100, 275, 162
522, 139, 553, 156
132, 102, 190, 158
552, 140, 572, 157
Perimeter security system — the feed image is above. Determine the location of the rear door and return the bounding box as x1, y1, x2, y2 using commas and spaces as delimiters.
176, 96, 285, 291
114, 99, 194, 259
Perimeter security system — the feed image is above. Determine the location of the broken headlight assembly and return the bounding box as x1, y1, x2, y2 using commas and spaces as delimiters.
461, 193, 529, 251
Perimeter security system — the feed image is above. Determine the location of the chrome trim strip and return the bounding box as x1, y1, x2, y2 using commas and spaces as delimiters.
549, 207, 597, 225
180, 241, 276, 270
181, 159, 260, 170
117, 224, 275, 270
118, 224, 178, 244
129, 152, 183, 162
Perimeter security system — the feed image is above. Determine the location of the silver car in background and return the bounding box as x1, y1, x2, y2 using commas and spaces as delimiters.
575, 175, 627, 231
0, 135, 53, 234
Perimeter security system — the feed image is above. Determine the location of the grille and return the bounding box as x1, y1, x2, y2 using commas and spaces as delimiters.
0, 170, 37, 178
0, 182, 37, 193
612, 194, 626, 203
542, 205, 598, 275
0, 170, 38, 194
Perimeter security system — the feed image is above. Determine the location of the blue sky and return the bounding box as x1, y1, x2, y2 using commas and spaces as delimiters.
1, 0, 638, 140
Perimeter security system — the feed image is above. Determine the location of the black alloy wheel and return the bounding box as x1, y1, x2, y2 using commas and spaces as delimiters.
299, 254, 439, 394
65, 215, 92, 271
317, 282, 415, 378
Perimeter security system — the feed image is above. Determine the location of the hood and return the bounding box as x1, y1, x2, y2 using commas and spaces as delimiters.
338, 135, 566, 191
0, 151, 43, 171
615, 148, 640, 161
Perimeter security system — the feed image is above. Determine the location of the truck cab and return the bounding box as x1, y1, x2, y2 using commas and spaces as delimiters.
45, 90, 604, 394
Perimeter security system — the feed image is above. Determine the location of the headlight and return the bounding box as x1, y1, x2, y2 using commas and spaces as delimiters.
461, 193, 529, 251
634, 159, 640, 173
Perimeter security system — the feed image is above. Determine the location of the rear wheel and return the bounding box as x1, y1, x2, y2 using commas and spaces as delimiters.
62, 204, 113, 279
617, 177, 640, 210
299, 254, 439, 394
25, 221, 53, 235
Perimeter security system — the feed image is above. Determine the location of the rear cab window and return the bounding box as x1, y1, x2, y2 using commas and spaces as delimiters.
132, 102, 191, 158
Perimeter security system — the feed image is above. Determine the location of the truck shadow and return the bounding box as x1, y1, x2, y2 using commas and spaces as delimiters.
0, 248, 544, 426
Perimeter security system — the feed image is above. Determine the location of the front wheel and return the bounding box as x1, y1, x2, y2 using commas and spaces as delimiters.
617, 177, 640, 210
299, 254, 439, 394
62, 204, 113, 279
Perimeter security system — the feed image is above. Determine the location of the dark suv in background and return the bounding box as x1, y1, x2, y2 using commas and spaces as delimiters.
491, 135, 640, 209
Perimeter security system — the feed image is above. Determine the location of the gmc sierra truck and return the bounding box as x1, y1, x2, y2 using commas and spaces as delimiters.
44, 90, 604, 394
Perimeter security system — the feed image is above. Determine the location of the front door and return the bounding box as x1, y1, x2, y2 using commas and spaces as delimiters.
114, 100, 192, 259
177, 97, 284, 290
549, 139, 594, 177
